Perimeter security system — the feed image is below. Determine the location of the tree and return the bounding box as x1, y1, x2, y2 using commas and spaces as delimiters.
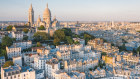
89, 68, 93, 71
6, 25, 13, 31
12, 38, 16, 42
23, 28, 29, 33
38, 25, 46, 30
137, 46, 140, 52
133, 48, 137, 55
74, 41, 80, 45
54, 29, 65, 41
62, 28, 72, 36
111, 43, 115, 46
0, 49, 7, 59
53, 38, 60, 45
3, 61, 14, 68
53, 28, 74, 45
81, 32, 95, 45
101, 52, 107, 56
1, 36, 13, 47
72, 34, 80, 38
22, 48, 31, 52
0, 43, 7, 59
66, 36, 73, 44
93, 66, 98, 70
98, 62, 105, 68
36, 42, 42, 47
23, 36, 28, 41
136, 46, 140, 55
33, 32, 50, 42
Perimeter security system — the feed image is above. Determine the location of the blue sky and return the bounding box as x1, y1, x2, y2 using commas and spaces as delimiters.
0, 0, 140, 21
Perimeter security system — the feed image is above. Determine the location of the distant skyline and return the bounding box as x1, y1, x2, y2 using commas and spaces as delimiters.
0, 0, 140, 21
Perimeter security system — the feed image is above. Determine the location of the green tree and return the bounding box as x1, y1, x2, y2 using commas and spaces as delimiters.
81, 32, 95, 45
74, 41, 80, 45
53, 28, 74, 45
33, 32, 50, 42
101, 52, 107, 56
0, 42, 7, 59
23, 28, 29, 33
12, 38, 16, 42
137, 46, 140, 52
54, 29, 65, 41
38, 25, 46, 30
6, 25, 13, 31
93, 66, 98, 70
136, 46, 140, 55
1, 36, 13, 47
22, 48, 31, 52
89, 68, 93, 71
3, 61, 14, 68
66, 36, 73, 44
36, 42, 42, 47
98, 62, 105, 68
133, 48, 137, 55
0, 49, 7, 59
53, 38, 60, 45
62, 28, 72, 36
23, 36, 28, 41
72, 34, 80, 38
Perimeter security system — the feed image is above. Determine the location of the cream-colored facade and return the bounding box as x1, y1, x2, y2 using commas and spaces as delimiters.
64, 58, 99, 73
45, 58, 59, 79
88, 69, 106, 78
6, 46, 21, 59
13, 41, 32, 50
56, 50, 71, 60
122, 53, 139, 66
28, 4, 34, 26
88, 38, 119, 54
1, 65, 35, 79
24, 53, 38, 67
35, 4, 60, 36
37, 48, 50, 56
54, 71, 86, 79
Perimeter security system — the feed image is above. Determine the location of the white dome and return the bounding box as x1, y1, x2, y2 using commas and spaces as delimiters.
43, 4, 51, 18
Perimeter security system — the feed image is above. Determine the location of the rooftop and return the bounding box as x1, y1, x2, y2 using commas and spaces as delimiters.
3, 65, 34, 73
0, 56, 5, 59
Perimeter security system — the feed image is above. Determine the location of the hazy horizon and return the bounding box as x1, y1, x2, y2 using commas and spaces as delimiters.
1, 0, 140, 21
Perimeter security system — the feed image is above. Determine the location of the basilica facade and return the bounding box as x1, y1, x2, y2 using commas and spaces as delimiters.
28, 3, 60, 36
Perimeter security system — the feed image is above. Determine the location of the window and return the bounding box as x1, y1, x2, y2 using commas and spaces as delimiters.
4, 73, 6, 77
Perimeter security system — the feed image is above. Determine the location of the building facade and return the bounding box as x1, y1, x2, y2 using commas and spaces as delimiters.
1, 65, 35, 79
6, 46, 21, 59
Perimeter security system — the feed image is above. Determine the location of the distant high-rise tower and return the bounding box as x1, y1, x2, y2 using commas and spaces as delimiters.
28, 4, 34, 26
112, 21, 114, 27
